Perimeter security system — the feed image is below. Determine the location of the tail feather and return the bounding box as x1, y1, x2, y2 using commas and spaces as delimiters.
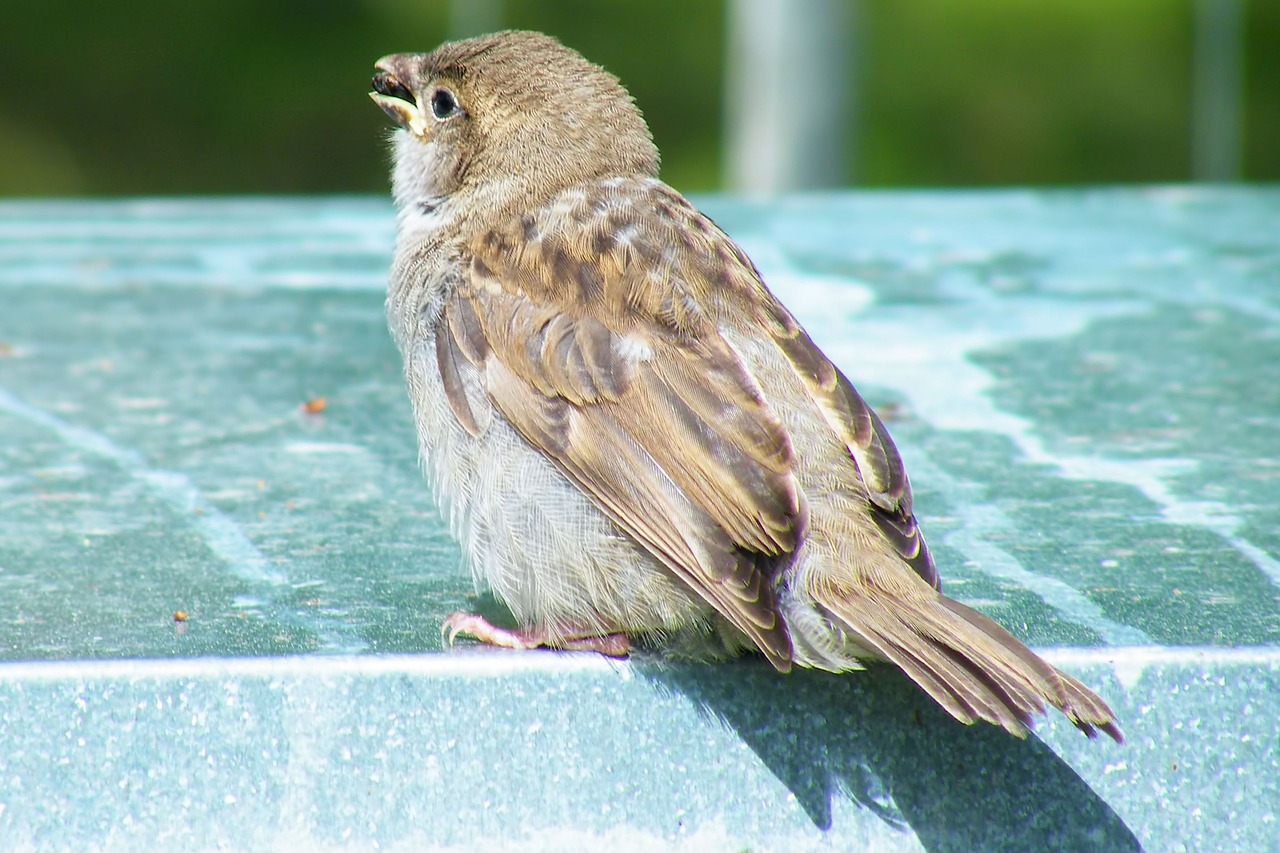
846, 619, 988, 726
880, 629, 1036, 736
928, 604, 1067, 714
939, 596, 1123, 742
816, 586, 1123, 743
1059, 671, 1126, 742
933, 641, 1044, 731
938, 597, 1069, 702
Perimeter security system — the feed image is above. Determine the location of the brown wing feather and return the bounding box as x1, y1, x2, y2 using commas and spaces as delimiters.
685, 214, 940, 590
436, 312, 485, 437
764, 313, 939, 589
439, 181, 805, 669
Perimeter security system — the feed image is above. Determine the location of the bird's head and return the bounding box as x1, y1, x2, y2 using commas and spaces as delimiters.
371, 30, 660, 219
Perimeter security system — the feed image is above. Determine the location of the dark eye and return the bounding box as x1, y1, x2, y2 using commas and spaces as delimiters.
430, 88, 460, 120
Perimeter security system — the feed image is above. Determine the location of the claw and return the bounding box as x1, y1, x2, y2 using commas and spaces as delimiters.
441, 616, 460, 647
439, 612, 630, 657
441, 612, 537, 650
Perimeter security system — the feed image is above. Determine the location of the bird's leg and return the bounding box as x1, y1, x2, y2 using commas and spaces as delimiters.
441, 612, 630, 657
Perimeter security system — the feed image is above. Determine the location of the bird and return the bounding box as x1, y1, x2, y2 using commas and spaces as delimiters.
369, 29, 1122, 742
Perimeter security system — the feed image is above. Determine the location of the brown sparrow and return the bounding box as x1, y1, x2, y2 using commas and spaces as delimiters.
370, 30, 1121, 742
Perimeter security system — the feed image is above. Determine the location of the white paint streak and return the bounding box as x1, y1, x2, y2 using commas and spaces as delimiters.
0, 645, 1273, 685
284, 442, 368, 455
0, 387, 368, 653
907, 453, 1153, 646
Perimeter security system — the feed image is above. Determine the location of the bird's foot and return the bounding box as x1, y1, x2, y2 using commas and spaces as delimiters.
441, 612, 630, 657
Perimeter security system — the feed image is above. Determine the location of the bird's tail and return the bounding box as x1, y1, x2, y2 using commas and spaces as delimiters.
814, 584, 1123, 742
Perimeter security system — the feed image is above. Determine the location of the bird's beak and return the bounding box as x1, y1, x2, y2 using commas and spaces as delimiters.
370, 61, 430, 139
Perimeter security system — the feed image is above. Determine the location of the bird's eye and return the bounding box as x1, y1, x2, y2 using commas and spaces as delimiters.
430, 88, 461, 120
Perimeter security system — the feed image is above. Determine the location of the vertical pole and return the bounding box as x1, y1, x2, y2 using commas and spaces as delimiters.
1192, 0, 1245, 181
724, 0, 855, 193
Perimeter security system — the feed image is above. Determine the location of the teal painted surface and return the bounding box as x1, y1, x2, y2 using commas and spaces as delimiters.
1, 190, 1278, 849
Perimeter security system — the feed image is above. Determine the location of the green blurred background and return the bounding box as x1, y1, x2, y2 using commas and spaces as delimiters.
1, 0, 1276, 196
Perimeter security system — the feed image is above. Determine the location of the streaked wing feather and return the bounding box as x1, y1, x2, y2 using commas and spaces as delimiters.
437, 322, 481, 436
763, 309, 940, 589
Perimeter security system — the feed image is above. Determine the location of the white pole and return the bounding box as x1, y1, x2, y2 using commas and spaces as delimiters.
1192, 0, 1245, 181
724, 0, 854, 193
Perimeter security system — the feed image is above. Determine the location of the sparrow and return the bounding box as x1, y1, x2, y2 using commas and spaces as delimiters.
369, 30, 1121, 742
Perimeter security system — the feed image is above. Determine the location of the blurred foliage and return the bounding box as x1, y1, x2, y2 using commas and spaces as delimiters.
0, 0, 1275, 196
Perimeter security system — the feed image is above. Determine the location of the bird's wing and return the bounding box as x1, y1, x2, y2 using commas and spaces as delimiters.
635, 205, 935, 591
436, 179, 803, 669
744, 271, 939, 589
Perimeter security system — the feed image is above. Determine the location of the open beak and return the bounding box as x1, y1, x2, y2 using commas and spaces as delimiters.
370, 61, 430, 138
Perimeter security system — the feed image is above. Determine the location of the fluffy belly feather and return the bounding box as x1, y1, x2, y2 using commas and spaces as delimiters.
400, 330, 714, 644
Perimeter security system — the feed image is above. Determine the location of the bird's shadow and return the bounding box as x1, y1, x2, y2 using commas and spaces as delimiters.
636, 659, 1139, 851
